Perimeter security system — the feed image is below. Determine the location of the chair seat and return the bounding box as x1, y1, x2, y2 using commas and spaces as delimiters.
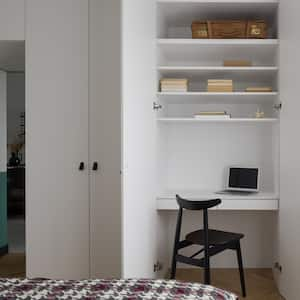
186, 229, 244, 246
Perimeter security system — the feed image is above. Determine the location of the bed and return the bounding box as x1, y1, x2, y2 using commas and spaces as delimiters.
0, 278, 237, 299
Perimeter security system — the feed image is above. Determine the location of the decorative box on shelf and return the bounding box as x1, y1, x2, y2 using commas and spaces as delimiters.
191, 21, 209, 39
191, 20, 267, 39
208, 20, 247, 39
247, 21, 267, 39
223, 60, 252, 67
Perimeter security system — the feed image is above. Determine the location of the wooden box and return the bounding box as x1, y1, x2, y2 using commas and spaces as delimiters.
223, 60, 252, 67
191, 21, 209, 39
208, 20, 247, 39
247, 20, 267, 38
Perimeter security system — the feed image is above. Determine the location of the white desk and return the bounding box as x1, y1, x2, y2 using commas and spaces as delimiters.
157, 190, 279, 211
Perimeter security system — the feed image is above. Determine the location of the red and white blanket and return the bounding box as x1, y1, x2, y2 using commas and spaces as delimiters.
0, 278, 237, 299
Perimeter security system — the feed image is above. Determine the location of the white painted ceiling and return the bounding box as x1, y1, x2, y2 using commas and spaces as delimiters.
0, 41, 25, 72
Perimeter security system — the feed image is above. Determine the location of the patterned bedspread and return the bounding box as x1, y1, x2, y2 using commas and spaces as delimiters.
0, 278, 237, 300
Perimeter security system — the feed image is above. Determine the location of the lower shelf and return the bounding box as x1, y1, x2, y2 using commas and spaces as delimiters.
157, 191, 279, 210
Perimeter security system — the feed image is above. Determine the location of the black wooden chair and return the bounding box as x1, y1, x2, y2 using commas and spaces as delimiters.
170, 194, 246, 297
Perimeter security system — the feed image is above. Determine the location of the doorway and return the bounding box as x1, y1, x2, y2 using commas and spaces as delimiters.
0, 41, 25, 277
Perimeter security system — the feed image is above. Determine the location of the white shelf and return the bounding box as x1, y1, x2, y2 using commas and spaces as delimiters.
157, 92, 278, 104
158, 92, 277, 96
158, 66, 278, 82
157, 91, 278, 103
158, 0, 278, 3
158, 66, 278, 72
158, 39, 279, 46
157, 191, 279, 210
158, 117, 278, 123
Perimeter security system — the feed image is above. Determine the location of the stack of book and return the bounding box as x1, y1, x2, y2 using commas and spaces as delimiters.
160, 78, 188, 92
245, 87, 273, 92
194, 111, 231, 120
207, 79, 233, 92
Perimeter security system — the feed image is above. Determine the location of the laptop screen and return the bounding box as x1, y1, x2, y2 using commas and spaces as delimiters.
228, 167, 258, 190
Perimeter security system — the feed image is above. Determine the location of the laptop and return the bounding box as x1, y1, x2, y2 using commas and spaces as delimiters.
217, 166, 260, 195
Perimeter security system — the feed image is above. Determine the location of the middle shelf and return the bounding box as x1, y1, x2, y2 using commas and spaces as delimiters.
157, 117, 278, 123
157, 92, 278, 104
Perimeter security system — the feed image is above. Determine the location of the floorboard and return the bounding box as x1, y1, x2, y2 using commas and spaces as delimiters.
0, 253, 25, 278
175, 268, 283, 300
0, 256, 284, 300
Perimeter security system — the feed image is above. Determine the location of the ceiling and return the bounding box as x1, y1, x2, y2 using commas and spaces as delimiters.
0, 41, 25, 72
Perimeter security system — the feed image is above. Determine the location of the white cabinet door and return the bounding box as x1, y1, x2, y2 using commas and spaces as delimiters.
26, 0, 89, 279
89, 0, 122, 278
0, 0, 24, 40
122, 0, 157, 278
279, 1, 300, 298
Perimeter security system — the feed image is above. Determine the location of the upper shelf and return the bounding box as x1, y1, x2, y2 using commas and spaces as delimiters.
157, 0, 278, 3
158, 39, 278, 46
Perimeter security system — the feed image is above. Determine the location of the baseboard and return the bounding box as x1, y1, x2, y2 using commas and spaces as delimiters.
0, 245, 8, 256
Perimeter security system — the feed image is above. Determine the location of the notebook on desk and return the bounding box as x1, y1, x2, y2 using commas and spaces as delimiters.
217, 166, 260, 195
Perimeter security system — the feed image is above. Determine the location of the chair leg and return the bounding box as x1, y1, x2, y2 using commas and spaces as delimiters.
204, 260, 211, 285
236, 241, 246, 297
170, 249, 177, 279
203, 209, 210, 285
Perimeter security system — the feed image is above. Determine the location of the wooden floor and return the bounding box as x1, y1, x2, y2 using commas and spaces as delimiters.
175, 268, 283, 300
0, 255, 283, 299
0, 254, 25, 278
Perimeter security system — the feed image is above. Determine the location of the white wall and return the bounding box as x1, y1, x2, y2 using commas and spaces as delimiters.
7, 73, 25, 163
161, 123, 277, 194
0, 0, 24, 40
122, 0, 157, 278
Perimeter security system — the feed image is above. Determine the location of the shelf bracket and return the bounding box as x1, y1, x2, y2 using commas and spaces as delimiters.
153, 102, 162, 110
273, 103, 282, 111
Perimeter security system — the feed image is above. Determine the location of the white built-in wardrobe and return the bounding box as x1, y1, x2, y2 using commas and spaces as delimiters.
26, 0, 123, 279
25, 0, 157, 280
1, 0, 300, 299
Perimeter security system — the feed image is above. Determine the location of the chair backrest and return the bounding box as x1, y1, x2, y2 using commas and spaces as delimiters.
176, 194, 221, 210
174, 195, 222, 245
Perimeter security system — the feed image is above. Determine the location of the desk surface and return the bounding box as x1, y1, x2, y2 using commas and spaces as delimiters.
157, 190, 279, 211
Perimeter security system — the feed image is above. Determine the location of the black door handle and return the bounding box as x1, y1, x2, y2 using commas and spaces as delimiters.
79, 162, 85, 171
92, 162, 98, 171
